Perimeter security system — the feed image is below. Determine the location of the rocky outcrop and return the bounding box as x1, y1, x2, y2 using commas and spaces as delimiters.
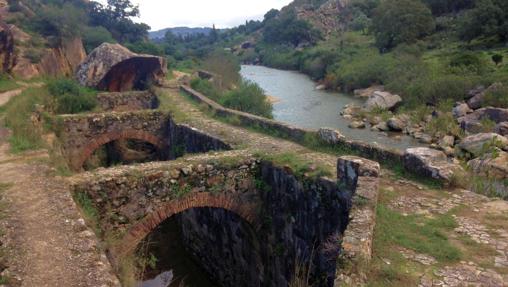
76, 43, 167, 92
468, 151, 508, 179
363, 91, 402, 111
0, 21, 15, 73
467, 83, 503, 110
458, 107, 508, 133
403, 147, 462, 181
459, 133, 508, 156
453, 102, 473, 118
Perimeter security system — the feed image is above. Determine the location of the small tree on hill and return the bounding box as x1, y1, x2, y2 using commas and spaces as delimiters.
492, 54, 503, 66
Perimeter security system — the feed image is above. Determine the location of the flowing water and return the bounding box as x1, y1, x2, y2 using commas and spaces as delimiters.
240, 65, 420, 150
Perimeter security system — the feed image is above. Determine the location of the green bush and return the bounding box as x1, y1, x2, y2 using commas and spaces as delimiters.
220, 81, 273, 118
449, 52, 489, 75
47, 79, 97, 114
190, 78, 222, 102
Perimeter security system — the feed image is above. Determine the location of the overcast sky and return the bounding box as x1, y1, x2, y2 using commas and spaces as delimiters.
97, 0, 293, 31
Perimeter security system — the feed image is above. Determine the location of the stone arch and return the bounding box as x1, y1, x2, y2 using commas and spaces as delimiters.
75, 129, 166, 170
113, 192, 259, 258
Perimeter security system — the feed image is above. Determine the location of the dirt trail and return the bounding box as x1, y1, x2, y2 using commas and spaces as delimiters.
0, 92, 119, 286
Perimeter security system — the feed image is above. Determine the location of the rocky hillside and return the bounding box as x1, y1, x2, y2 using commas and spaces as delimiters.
280, 0, 347, 37
0, 0, 86, 79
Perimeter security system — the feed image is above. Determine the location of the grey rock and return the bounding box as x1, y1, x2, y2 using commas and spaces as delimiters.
363, 91, 402, 111
349, 121, 366, 129
466, 85, 485, 99
468, 151, 508, 179
459, 133, 508, 156
458, 107, 508, 133
439, 135, 455, 148
495, 122, 508, 136
374, 122, 390, 132
318, 128, 345, 144
403, 147, 463, 181
353, 85, 384, 98
387, 117, 406, 131
453, 102, 473, 118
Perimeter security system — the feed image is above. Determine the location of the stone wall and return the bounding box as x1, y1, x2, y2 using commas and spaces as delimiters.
70, 154, 365, 287
181, 85, 404, 166
97, 91, 160, 112
58, 110, 171, 170
58, 110, 231, 170
334, 156, 380, 286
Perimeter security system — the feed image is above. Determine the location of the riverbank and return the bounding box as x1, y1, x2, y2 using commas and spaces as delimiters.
240, 65, 421, 151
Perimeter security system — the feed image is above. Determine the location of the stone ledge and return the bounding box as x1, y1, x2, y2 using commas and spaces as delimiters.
97, 90, 159, 112
335, 156, 380, 286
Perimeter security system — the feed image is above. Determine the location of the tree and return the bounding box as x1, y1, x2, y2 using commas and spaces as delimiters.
372, 0, 435, 50
492, 54, 503, 66
459, 0, 508, 43
422, 0, 474, 16
263, 9, 280, 23
263, 13, 322, 47
88, 0, 149, 44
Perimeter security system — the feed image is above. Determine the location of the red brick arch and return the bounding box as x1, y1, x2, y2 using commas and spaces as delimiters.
75, 129, 166, 170
113, 192, 258, 258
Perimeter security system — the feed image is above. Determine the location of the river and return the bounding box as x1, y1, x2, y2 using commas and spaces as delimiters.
240, 65, 420, 150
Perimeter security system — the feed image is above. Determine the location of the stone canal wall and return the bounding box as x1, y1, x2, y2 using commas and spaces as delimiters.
180, 85, 403, 166
96, 91, 159, 112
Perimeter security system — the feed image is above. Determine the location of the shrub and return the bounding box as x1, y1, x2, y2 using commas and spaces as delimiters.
24, 48, 44, 64
492, 54, 503, 66
190, 78, 222, 102
482, 84, 508, 108
202, 50, 241, 90
47, 79, 97, 114
449, 52, 489, 75
220, 81, 273, 118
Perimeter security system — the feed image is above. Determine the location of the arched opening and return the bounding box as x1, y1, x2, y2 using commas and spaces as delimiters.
133, 207, 262, 287
84, 138, 162, 170
75, 130, 167, 170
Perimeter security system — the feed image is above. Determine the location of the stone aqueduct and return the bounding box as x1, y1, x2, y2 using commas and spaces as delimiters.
61, 88, 381, 286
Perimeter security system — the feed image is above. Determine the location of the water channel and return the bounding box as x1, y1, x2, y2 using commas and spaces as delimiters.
240, 65, 420, 150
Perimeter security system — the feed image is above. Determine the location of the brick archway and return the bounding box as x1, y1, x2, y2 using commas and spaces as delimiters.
75, 129, 166, 170
113, 192, 258, 258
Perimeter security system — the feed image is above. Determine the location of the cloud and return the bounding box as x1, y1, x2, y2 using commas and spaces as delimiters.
96, 0, 292, 30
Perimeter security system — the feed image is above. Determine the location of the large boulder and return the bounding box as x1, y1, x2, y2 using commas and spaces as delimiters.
495, 122, 508, 136
468, 151, 508, 179
458, 133, 508, 156
363, 91, 402, 111
458, 107, 508, 133
467, 83, 503, 110
76, 43, 167, 92
403, 147, 462, 181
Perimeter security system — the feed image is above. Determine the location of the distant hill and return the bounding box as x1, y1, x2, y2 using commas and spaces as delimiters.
149, 27, 214, 40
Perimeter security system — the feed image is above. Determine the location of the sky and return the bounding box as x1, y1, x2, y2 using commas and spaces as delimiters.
98, 0, 293, 31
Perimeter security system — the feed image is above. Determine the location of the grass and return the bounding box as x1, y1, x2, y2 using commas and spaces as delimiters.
0, 74, 20, 94
0, 86, 51, 153
255, 151, 332, 179
73, 191, 100, 234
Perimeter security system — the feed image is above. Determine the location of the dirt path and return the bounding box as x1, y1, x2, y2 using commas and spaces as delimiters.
0, 89, 23, 107
0, 92, 120, 286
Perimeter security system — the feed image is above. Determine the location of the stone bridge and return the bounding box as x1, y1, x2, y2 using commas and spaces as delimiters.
69, 150, 376, 286
61, 88, 381, 286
